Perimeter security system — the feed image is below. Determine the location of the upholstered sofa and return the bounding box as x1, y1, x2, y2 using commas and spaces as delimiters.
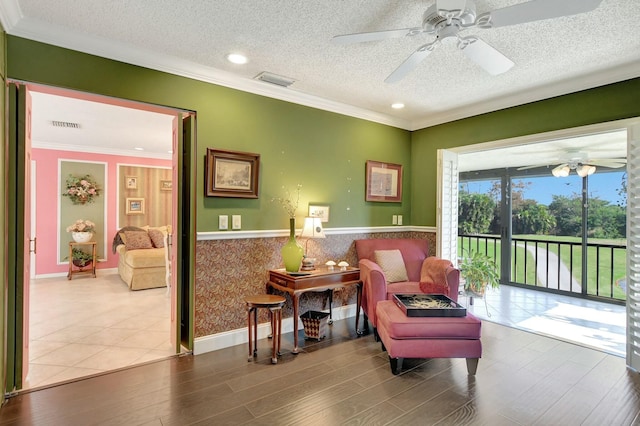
355, 238, 460, 336
114, 226, 169, 291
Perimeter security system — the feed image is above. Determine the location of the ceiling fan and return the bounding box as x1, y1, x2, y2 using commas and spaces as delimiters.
332, 0, 603, 83
517, 151, 627, 177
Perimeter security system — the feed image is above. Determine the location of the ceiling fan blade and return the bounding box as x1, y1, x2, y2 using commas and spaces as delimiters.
459, 37, 514, 75
517, 164, 549, 171
587, 159, 627, 168
385, 43, 436, 84
332, 28, 423, 45
477, 0, 603, 29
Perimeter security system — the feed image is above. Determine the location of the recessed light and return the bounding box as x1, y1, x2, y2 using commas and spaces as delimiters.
134, 147, 144, 151
391, 103, 405, 109
227, 53, 248, 65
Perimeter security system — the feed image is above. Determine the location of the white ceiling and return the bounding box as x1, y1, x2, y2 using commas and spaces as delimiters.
1, 0, 637, 161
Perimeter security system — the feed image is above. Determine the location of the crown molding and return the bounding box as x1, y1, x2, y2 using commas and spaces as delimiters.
3, 3, 635, 134
3, 13, 412, 130
31, 140, 171, 160
410, 61, 640, 131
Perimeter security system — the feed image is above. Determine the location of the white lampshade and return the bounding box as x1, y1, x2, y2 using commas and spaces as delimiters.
576, 164, 596, 177
300, 217, 326, 239
552, 165, 570, 177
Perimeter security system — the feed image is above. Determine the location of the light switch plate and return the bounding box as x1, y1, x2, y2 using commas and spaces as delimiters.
397, 215, 403, 225
232, 215, 241, 230
392, 215, 398, 225
218, 215, 228, 230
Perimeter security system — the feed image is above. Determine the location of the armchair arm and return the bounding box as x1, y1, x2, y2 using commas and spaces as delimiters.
358, 258, 388, 327
445, 265, 460, 302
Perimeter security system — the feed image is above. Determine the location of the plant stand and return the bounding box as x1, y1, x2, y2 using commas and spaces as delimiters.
67, 241, 97, 280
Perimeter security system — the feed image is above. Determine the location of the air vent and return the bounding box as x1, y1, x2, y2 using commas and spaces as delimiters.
51, 120, 81, 129
254, 72, 296, 88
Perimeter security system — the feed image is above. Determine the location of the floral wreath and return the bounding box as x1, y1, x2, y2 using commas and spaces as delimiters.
62, 174, 101, 205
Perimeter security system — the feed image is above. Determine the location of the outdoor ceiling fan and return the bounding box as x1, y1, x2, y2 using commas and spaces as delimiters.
332, 0, 603, 83
517, 151, 627, 178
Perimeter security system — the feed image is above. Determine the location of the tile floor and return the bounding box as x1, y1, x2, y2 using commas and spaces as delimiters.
26, 271, 176, 390
464, 284, 626, 357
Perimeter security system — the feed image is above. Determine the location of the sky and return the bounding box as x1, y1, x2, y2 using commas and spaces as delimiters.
461, 171, 625, 206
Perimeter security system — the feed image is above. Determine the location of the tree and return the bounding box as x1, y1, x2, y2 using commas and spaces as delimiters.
548, 195, 583, 236
513, 200, 556, 235
458, 192, 495, 234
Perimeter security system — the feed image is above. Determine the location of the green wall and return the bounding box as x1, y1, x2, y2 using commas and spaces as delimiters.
411, 78, 640, 226
6, 36, 412, 231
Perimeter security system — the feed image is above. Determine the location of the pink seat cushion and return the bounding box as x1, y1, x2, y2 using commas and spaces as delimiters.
376, 300, 481, 340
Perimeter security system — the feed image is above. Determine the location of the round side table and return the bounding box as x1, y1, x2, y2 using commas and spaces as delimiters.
245, 294, 286, 364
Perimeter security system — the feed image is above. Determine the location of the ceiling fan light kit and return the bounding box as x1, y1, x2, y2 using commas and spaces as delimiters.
332, 0, 603, 83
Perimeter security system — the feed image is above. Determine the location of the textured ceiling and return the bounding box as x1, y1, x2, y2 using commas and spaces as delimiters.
0, 0, 636, 163
1, 0, 638, 131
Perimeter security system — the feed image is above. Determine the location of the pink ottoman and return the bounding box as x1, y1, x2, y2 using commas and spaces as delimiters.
376, 300, 482, 375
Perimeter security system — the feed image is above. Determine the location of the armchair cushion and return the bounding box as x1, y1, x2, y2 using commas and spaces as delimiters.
374, 249, 409, 283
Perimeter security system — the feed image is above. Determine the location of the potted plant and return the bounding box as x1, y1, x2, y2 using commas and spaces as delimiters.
69, 248, 93, 268
459, 250, 500, 297
66, 219, 96, 242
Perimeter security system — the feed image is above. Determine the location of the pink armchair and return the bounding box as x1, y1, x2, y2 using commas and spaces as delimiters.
355, 238, 460, 337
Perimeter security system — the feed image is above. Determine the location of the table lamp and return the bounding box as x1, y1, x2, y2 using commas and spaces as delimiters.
300, 216, 326, 270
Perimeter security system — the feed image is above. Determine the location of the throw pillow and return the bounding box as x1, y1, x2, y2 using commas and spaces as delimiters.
124, 231, 153, 250
419, 257, 453, 295
374, 249, 409, 283
148, 228, 165, 248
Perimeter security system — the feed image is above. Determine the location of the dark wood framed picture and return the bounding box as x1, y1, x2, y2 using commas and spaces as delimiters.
205, 148, 260, 198
365, 160, 403, 202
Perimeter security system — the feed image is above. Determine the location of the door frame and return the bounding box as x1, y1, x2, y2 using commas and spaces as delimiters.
4, 81, 196, 393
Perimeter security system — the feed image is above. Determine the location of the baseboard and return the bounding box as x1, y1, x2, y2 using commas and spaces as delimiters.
193, 304, 357, 355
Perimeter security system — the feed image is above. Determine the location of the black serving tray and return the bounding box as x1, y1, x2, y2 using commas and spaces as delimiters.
393, 294, 467, 317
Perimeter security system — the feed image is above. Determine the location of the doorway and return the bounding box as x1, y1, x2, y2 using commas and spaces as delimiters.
5, 82, 196, 392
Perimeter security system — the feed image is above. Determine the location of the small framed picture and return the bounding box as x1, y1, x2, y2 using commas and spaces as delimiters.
126, 198, 145, 215
309, 205, 330, 223
160, 180, 172, 191
365, 160, 403, 202
126, 176, 137, 189
205, 148, 260, 198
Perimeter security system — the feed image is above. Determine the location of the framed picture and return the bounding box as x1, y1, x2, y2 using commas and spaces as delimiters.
309, 205, 330, 223
125, 197, 145, 215
365, 160, 403, 202
125, 176, 137, 189
160, 180, 172, 191
205, 148, 260, 198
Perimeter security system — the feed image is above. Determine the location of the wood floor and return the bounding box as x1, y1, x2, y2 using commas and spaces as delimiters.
1, 318, 639, 425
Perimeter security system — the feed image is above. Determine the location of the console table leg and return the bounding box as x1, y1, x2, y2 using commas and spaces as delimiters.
292, 293, 300, 354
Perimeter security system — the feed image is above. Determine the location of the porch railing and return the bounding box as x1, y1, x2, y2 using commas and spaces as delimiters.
458, 234, 626, 304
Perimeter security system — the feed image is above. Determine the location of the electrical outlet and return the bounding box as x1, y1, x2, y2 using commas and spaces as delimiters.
392, 215, 398, 225
218, 215, 228, 230
397, 215, 403, 225
232, 215, 241, 230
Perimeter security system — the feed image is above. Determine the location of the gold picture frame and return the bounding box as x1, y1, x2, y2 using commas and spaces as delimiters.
125, 176, 137, 189
125, 197, 145, 215
160, 180, 172, 191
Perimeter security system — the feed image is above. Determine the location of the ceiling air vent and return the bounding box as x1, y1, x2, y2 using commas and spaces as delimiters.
51, 120, 81, 129
254, 72, 296, 88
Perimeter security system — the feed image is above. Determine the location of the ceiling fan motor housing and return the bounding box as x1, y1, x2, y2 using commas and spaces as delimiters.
422, 1, 477, 34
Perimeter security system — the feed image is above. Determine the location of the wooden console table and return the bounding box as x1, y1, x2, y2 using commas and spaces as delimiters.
67, 241, 97, 280
266, 266, 361, 354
